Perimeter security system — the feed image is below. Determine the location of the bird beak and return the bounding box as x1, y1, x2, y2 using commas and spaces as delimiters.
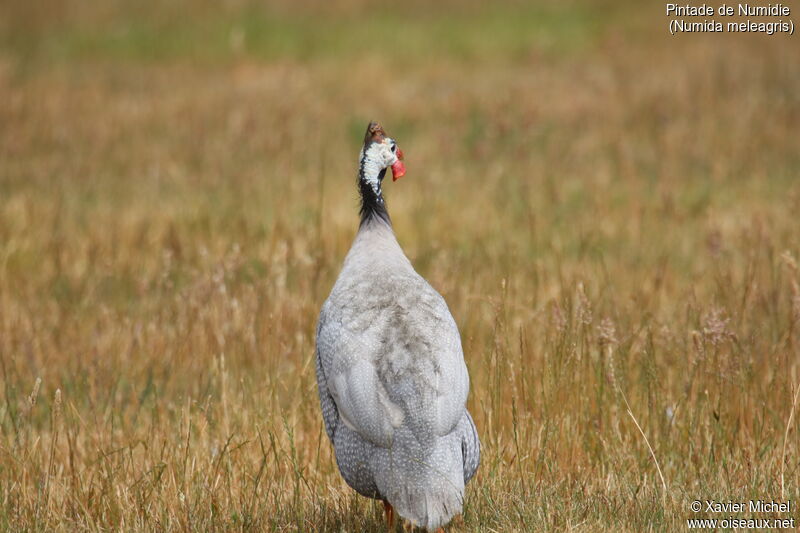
391, 148, 405, 181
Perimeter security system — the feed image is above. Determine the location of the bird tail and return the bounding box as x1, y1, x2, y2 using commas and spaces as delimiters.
389, 482, 463, 531
376, 433, 465, 531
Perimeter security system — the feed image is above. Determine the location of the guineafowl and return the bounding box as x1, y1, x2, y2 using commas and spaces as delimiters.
315, 122, 480, 531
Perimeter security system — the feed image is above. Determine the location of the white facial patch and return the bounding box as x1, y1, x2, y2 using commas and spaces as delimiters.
359, 140, 399, 199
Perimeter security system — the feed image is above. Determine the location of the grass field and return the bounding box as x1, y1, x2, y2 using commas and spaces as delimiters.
2, 0, 800, 530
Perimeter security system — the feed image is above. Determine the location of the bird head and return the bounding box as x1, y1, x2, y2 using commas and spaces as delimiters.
361, 122, 405, 181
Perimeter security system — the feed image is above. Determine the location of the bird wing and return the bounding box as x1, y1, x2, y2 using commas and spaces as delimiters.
460, 410, 481, 484
316, 276, 469, 448
315, 317, 339, 441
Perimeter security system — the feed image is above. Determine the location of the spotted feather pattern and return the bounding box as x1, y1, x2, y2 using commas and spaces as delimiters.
315, 219, 480, 531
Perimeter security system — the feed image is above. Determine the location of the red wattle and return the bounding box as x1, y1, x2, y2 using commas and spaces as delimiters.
391, 160, 406, 181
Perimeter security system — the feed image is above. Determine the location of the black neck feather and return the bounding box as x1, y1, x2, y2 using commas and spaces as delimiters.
358, 167, 391, 227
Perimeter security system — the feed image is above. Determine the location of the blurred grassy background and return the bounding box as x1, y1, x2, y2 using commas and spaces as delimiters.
2, 1, 609, 65
1, 0, 800, 531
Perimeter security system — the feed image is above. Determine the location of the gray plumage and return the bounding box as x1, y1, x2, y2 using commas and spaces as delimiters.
315, 124, 480, 531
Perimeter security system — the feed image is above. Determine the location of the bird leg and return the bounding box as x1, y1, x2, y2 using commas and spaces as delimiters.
383, 501, 395, 530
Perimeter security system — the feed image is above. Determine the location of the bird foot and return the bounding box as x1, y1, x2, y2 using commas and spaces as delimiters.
383, 501, 396, 531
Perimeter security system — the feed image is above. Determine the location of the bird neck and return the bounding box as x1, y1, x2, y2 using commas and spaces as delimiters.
358, 149, 391, 228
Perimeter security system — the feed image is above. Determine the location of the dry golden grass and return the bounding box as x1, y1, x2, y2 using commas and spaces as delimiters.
1, 1, 800, 530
